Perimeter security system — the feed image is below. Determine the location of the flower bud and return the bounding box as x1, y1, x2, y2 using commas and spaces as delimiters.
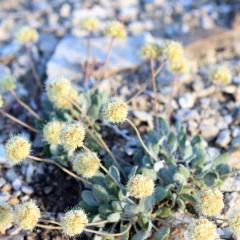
164, 41, 184, 61
0, 74, 16, 92
140, 43, 162, 60
210, 66, 231, 85
81, 17, 100, 32
0, 95, 4, 108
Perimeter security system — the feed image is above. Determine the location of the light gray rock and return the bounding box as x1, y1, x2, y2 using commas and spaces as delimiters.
0, 177, 6, 187
21, 185, 34, 195
47, 34, 150, 81
221, 175, 240, 192
216, 129, 231, 148
0, 192, 10, 201
0, 143, 7, 164
5, 169, 18, 182
178, 93, 196, 109
12, 178, 22, 191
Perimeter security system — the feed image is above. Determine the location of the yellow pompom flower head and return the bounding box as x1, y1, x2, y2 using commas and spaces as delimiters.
127, 174, 154, 199
0, 201, 14, 231
140, 43, 162, 60
210, 66, 232, 85
0, 95, 4, 108
188, 218, 219, 240
61, 209, 88, 237
229, 211, 240, 238
16, 26, 38, 44
73, 151, 100, 178
43, 120, 64, 145
5, 135, 31, 164
61, 122, 85, 151
14, 200, 41, 230
103, 98, 128, 123
0, 74, 16, 92
167, 55, 189, 74
196, 188, 224, 217
81, 17, 100, 32
164, 40, 184, 61
46, 78, 78, 109
105, 21, 126, 39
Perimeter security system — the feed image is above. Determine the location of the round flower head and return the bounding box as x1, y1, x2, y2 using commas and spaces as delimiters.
73, 151, 100, 178
43, 120, 64, 145
140, 43, 162, 60
5, 135, 31, 164
196, 188, 224, 217
46, 78, 78, 109
104, 98, 128, 123
164, 40, 184, 61
0, 74, 16, 92
127, 174, 154, 199
167, 56, 189, 74
0, 201, 14, 231
210, 66, 232, 85
0, 95, 4, 108
188, 218, 219, 240
16, 26, 38, 44
105, 21, 126, 39
229, 211, 240, 238
81, 17, 100, 32
61, 209, 88, 237
15, 200, 40, 230
61, 122, 85, 151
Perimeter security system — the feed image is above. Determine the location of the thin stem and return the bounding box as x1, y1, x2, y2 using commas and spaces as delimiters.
40, 219, 61, 226
36, 223, 61, 230
87, 220, 109, 226
150, 59, 159, 134
10, 90, 42, 121
167, 75, 178, 121
84, 223, 131, 237
126, 118, 158, 162
0, 109, 38, 133
26, 45, 42, 89
28, 155, 92, 186
154, 62, 165, 78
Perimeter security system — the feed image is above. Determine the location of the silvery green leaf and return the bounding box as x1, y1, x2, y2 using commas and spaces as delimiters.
154, 186, 168, 202
132, 231, 148, 240
153, 227, 170, 240
216, 164, 231, 176
107, 212, 121, 222
142, 168, 157, 180
98, 204, 112, 215
178, 165, 191, 179
109, 166, 121, 183
82, 191, 98, 206
214, 153, 229, 166
159, 118, 170, 136
156, 206, 172, 218
173, 172, 186, 185
128, 166, 138, 178
159, 165, 177, 185
112, 201, 122, 212
92, 184, 110, 204
204, 172, 218, 186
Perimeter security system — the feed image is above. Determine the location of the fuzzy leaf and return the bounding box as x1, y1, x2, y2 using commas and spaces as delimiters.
92, 184, 110, 203
154, 186, 168, 202
204, 172, 218, 186
156, 206, 172, 218
107, 212, 121, 222
82, 191, 98, 206
214, 152, 229, 166
109, 166, 121, 183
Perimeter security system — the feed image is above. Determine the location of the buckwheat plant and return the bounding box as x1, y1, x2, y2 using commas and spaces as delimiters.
0, 19, 237, 240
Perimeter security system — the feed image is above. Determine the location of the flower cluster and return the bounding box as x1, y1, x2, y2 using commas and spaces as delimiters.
43, 120, 64, 145
196, 188, 224, 217
46, 78, 78, 109
103, 98, 128, 123
5, 135, 31, 164
81, 17, 100, 32
210, 66, 232, 85
0, 201, 14, 231
188, 218, 219, 240
14, 200, 40, 230
140, 43, 162, 60
105, 21, 126, 39
0, 95, 4, 108
73, 151, 100, 178
16, 26, 38, 44
0, 74, 16, 92
127, 174, 154, 199
61, 209, 88, 236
